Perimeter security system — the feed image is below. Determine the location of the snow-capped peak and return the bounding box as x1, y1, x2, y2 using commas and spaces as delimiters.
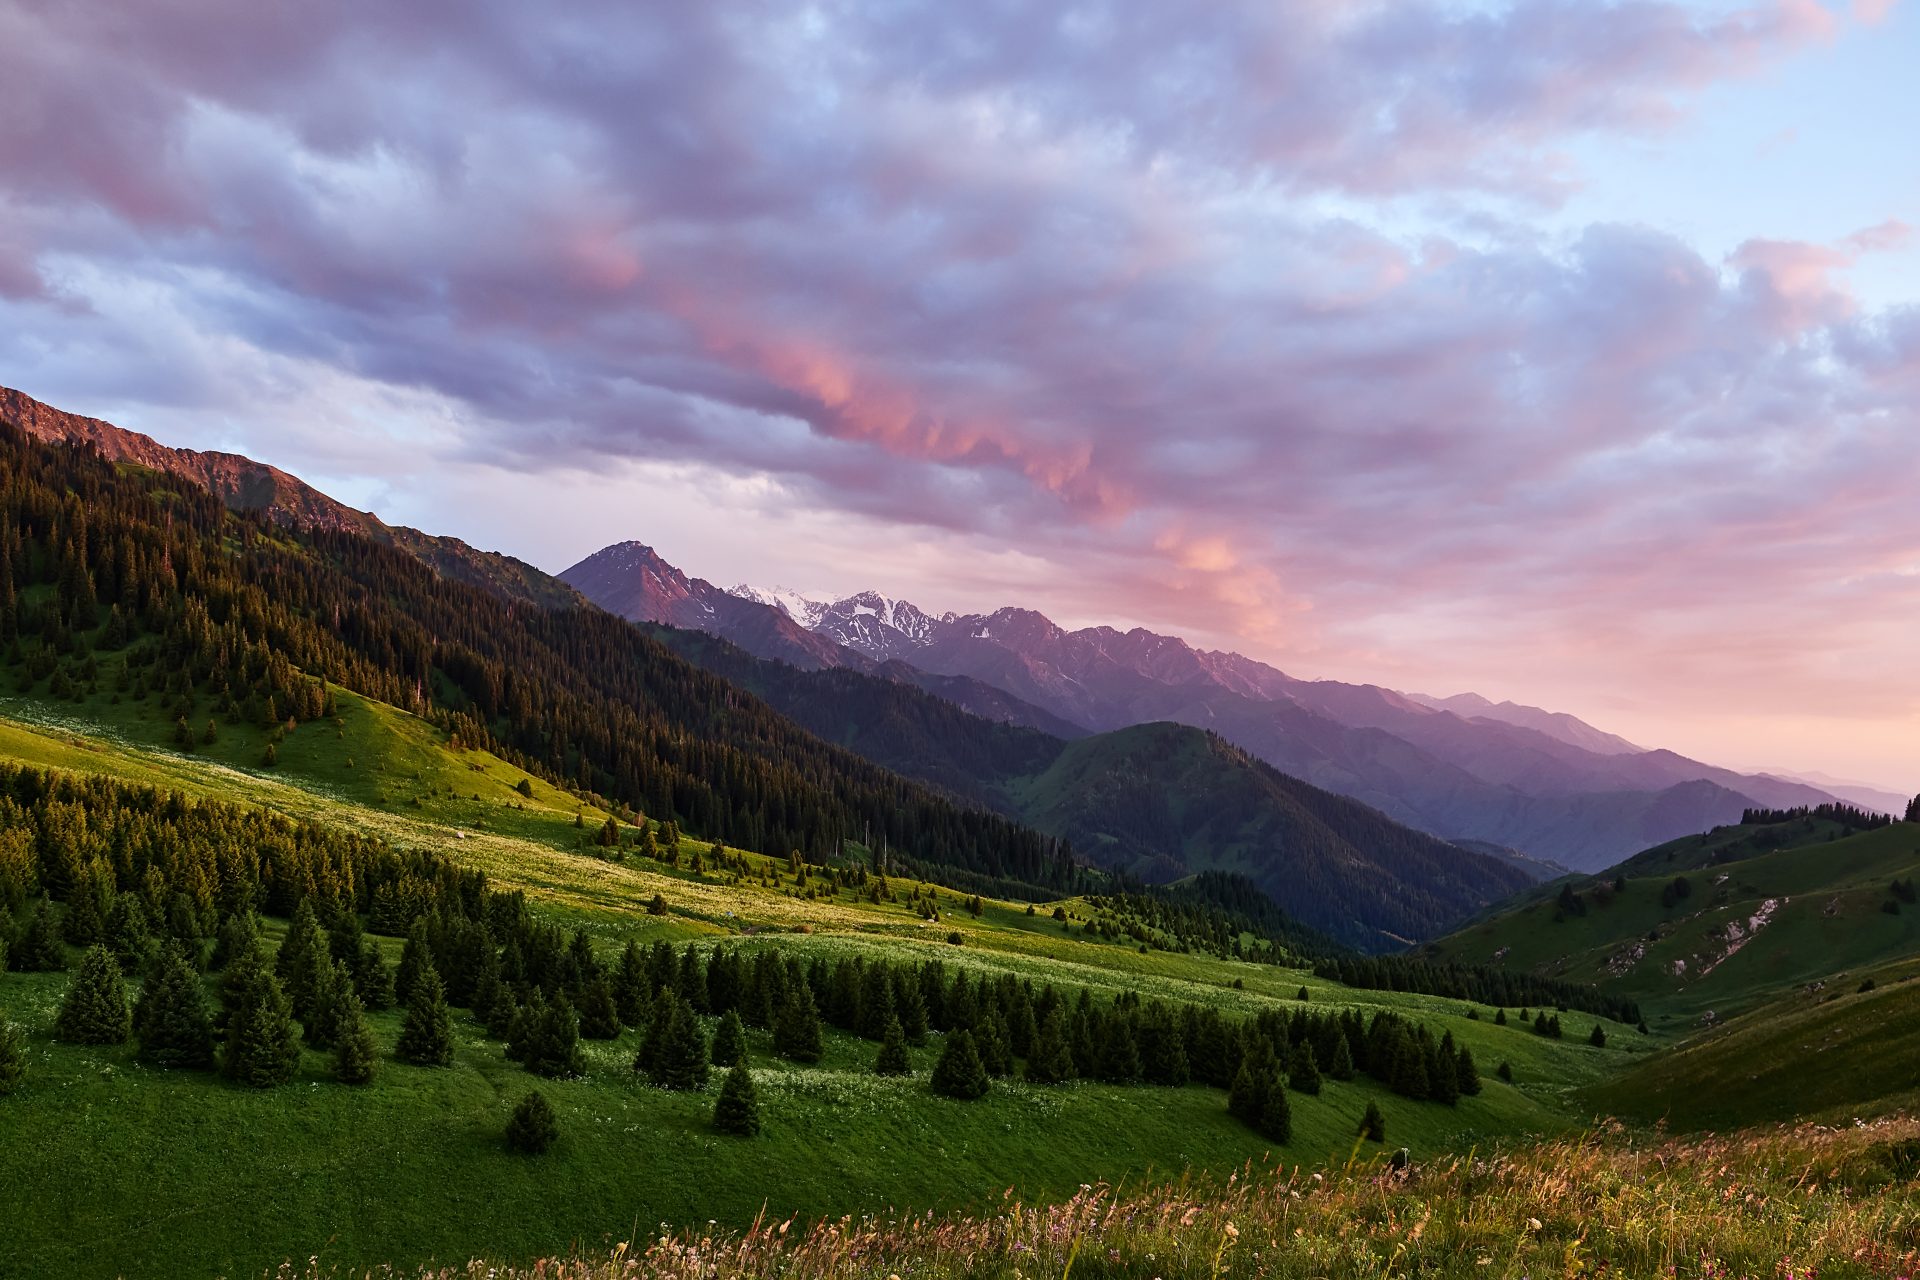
727, 584, 827, 625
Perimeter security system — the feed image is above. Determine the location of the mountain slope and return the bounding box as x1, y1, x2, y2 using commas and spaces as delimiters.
1007, 723, 1534, 947
639, 624, 1533, 948
0, 384, 582, 611
1424, 807, 1920, 1023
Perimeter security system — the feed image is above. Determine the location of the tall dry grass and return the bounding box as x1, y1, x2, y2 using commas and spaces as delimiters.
275, 1117, 1920, 1279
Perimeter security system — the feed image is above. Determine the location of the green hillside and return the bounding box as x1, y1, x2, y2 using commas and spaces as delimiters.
1586, 956, 1920, 1130
1425, 813, 1920, 1026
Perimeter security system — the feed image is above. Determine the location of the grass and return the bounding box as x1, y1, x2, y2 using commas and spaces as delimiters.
0, 686, 1650, 1279
1586, 955, 1920, 1132
264, 1116, 1920, 1279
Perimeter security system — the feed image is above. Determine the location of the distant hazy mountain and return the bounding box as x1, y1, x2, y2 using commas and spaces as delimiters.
654, 578, 1846, 871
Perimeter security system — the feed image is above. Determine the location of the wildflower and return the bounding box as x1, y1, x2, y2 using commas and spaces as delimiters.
1527, 1218, 1543, 1232
1224, 1222, 1239, 1240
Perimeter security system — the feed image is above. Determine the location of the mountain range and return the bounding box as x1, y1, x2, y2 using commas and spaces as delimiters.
561, 544, 1855, 871
0, 383, 1535, 947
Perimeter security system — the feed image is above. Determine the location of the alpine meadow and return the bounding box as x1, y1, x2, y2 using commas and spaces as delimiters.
4, 4, 1920, 1279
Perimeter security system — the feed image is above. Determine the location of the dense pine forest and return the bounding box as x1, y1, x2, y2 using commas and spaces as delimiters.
0, 427, 1083, 893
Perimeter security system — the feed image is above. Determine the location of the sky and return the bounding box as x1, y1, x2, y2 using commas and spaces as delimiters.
1, 0, 1917, 789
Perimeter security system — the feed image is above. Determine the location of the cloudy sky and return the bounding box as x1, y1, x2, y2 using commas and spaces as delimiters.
2, 1, 1917, 787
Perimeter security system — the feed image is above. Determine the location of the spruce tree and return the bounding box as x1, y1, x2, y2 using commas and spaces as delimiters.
576, 973, 621, 1040
1359, 1100, 1387, 1143
0, 1018, 27, 1095
525, 996, 584, 1078
773, 980, 824, 1063
1228, 1047, 1271, 1125
1326, 1032, 1357, 1082
354, 938, 395, 1011
711, 1063, 761, 1136
506, 1089, 559, 1154
56, 944, 132, 1045
1257, 1069, 1292, 1144
211, 910, 257, 970
614, 941, 648, 1026
873, 1014, 912, 1076
396, 964, 454, 1067
1095, 1014, 1142, 1083
301, 950, 345, 1049
333, 987, 378, 1085
649, 995, 710, 1091
1024, 1006, 1076, 1084
394, 917, 432, 1004
134, 942, 215, 1069
11, 898, 65, 972
222, 951, 302, 1088
1456, 1045, 1482, 1096
1497, 1060, 1514, 1083
930, 1029, 989, 1099
1588, 1024, 1608, 1048
710, 1009, 747, 1068
1290, 1041, 1322, 1095
975, 1011, 1013, 1078
896, 977, 929, 1044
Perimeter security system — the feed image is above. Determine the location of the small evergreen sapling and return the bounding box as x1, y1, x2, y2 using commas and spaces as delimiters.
506, 1090, 559, 1154
56, 944, 132, 1045
712, 1063, 761, 1136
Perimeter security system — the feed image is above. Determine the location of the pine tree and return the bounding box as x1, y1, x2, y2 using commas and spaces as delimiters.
1455, 1045, 1482, 1096
506, 1089, 559, 1154
1257, 1070, 1292, 1144
1020, 1005, 1071, 1083
211, 911, 257, 970
1589, 1023, 1607, 1048
525, 997, 584, 1079
334, 990, 378, 1090
222, 951, 301, 1088
61, 875, 106, 946
576, 973, 621, 1040
648, 995, 710, 1091
394, 917, 432, 1004
396, 964, 454, 1067
1326, 1032, 1356, 1082
1359, 1100, 1387, 1143
1228, 1045, 1271, 1125
56, 944, 132, 1045
614, 941, 648, 1026
1095, 1014, 1142, 1083
301, 951, 345, 1049
873, 1014, 912, 1076
896, 975, 929, 1044
134, 942, 215, 1069
1497, 1060, 1514, 1083
1289, 1041, 1322, 1095
354, 938, 395, 1011
711, 1009, 747, 1068
773, 980, 824, 1063
0, 1018, 27, 1095
930, 1029, 989, 1099
11, 898, 66, 971
975, 1011, 1013, 1078
712, 1063, 761, 1136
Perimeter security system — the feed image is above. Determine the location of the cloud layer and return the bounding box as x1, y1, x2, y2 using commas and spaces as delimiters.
1, 0, 1916, 781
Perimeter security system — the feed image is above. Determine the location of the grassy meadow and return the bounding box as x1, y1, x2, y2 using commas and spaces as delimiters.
0, 692, 1645, 1279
